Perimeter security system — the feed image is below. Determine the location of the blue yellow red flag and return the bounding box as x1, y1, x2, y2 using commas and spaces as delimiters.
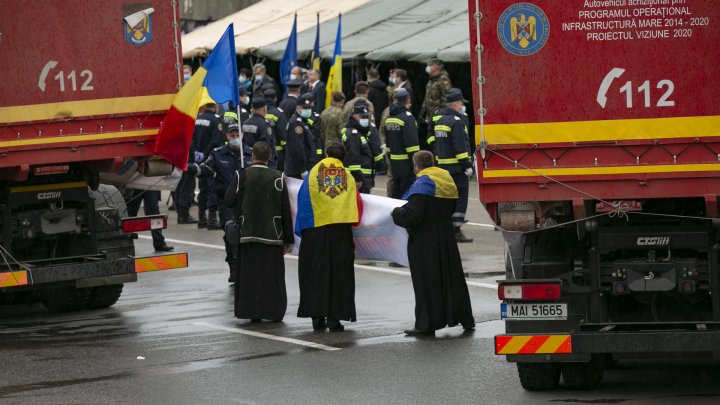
295, 157, 362, 236
311, 13, 321, 70
402, 166, 459, 200
155, 24, 238, 169
325, 14, 342, 108
279, 14, 298, 91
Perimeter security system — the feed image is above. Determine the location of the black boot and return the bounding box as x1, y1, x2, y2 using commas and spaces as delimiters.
177, 207, 198, 224
197, 210, 207, 229
455, 227, 473, 243
206, 210, 222, 230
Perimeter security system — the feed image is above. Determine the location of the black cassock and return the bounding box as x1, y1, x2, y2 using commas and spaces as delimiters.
297, 223, 357, 322
392, 194, 475, 331
226, 170, 294, 321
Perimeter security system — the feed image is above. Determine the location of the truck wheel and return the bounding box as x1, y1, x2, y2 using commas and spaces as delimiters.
561, 355, 605, 389
87, 284, 124, 309
517, 362, 561, 390
40, 286, 92, 313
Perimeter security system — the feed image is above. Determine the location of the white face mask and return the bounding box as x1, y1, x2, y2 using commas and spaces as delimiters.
359, 118, 370, 128
460, 105, 466, 115
425, 65, 432, 74
242, 96, 250, 105
238, 75, 247, 84
255, 75, 263, 82
183, 73, 191, 82
290, 73, 298, 81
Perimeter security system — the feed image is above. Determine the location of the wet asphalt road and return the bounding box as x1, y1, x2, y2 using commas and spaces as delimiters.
2, 179, 720, 403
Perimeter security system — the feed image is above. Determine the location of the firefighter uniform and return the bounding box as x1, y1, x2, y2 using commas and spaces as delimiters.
263, 88, 288, 172
284, 94, 316, 179
428, 88, 473, 242
342, 102, 384, 194
385, 89, 420, 199
242, 98, 276, 168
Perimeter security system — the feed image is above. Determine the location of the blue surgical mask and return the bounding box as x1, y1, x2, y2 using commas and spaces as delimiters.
238, 75, 247, 84
460, 106, 467, 115
228, 138, 242, 149
290, 74, 298, 81
183, 73, 191, 82
359, 118, 370, 128
389, 77, 396, 85
299, 109, 312, 119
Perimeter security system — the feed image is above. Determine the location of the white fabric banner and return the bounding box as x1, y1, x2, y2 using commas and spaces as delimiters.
286, 177, 409, 267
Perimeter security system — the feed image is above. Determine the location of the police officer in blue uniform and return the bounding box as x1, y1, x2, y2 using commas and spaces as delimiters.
342, 101, 384, 194
262, 87, 288, 172
284, 94, 316, 179
385, 88, 420, 199
306, 110, 324, 167
279, 79, 302, 121
188, 124, 251, 281
242, 97, 276, 168
427, 88, 473, 243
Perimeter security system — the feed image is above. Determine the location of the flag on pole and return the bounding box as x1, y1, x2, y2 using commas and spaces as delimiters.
325, 14, 342, 108
154, 24, 239, 170
311, 13, 321, 70
279, 14, 298, 90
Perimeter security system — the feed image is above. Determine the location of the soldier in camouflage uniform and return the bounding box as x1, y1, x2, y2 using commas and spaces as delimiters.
421, 59, 451, 148
320, 91, 346, 146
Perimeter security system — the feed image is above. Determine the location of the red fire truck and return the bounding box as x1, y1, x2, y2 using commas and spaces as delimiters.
0, 1, 187, 312
470, 0, 720, 390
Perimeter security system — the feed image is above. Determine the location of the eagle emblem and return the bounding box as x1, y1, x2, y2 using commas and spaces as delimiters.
316, 163, 347, 199
497, 3, 549, 56
510, 14, 536, 49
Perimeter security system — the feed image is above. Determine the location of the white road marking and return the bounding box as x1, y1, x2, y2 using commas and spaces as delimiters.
143, 236, 497, 290
192, 321, 341, 351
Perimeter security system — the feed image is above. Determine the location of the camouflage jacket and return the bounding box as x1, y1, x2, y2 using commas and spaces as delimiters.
423, 70, 451, 122
320, 105, 345, 145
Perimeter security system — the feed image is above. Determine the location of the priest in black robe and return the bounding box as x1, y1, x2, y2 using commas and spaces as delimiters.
391, 150, 475, 335
295, 142, 363, 332
225, 141, 294, 322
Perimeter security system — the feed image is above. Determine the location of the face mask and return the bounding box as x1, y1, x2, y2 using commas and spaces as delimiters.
242, 96, 250, 105
255, 75, 263, 82
290, 74, 298, 81
228, 138, 242, 149
460, 105, 466, 115
425, 65, 432, 74
299, 109, 312, 119
183, 73, 191, 82
389, 77, 396, 85
359, 118, 370, 128
238, 75, 247, 84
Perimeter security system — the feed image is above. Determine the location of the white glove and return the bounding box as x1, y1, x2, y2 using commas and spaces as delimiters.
301, 171, 309, 179
464, 167, 473, 178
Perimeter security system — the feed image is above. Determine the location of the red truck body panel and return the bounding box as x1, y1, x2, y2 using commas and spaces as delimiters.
469, 1, 720, 208
0, 1, 181, 179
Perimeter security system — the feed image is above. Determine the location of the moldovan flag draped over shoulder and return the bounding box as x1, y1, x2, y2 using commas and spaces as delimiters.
154, 24, 239, 170
311, 13, 321, 70
325, 14, 342, 108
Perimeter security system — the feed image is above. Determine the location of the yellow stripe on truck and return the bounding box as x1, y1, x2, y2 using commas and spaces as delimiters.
482, 163, 720, 179
135, 253, 188, 273
0, 130, 157, 149
0, 94, 175, 124
0, 271, 29, 287
477, 115, 720, 146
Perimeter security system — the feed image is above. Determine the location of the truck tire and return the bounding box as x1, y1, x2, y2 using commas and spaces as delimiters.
517, 362, 561, 390
40, 286, 92, 313
561, 355, 605, 389
87, 284, 124, 309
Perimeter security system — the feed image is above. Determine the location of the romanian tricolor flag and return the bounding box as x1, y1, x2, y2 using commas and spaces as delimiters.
295, 157, 363, 236
402, 166, 459, 200
154, 24, 239, 169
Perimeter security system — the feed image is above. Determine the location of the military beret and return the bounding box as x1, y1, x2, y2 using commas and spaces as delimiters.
429, 58, 444, 67
227, 123, 239, 132
298, 93, 314, 106
446, 88, 468, 103
252, 97, 267, 109
353, 101, 369, 117
394, 88, 410, 103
